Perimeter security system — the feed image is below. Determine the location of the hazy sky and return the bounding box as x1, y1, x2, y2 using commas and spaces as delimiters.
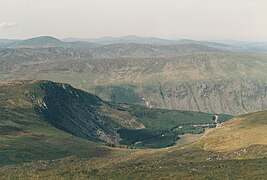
0, 0, 267, 41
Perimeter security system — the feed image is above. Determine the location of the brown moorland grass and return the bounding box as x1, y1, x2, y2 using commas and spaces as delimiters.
200, 111, 267, 152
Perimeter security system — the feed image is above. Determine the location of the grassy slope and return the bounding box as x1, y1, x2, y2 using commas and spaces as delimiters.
0, 81, 120, 167
200, 110, 267, 152
1, 145, 267, 179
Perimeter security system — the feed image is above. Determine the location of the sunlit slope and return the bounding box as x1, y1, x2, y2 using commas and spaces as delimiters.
201, 110, 267, 152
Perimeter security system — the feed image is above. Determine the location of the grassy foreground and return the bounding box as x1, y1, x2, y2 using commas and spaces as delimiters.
1, 145, 267, 179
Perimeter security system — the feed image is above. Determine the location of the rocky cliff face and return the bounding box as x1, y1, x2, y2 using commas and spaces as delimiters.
151, 80, 267, 115
94, 80, 267, 115
36, 82, 117, 144
30, 81, 144, 144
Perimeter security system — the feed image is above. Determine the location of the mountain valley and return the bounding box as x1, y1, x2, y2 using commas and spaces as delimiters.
0, 80, 266, 178
0, 36, 267, 179
1, 38, 267, 115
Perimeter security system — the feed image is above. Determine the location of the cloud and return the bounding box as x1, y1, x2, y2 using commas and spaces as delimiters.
0, 22, 18, 29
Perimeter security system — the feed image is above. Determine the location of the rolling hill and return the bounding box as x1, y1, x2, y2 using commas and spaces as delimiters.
0, 80, 231, 167
0, 41, 218, 59
3, 36, 267, 52
201, 110, 267, 152
1, 49, 266, 115
8, 36, 65, 48
1, 36, 267, 116
63, 35, 180, 45
63, 36, 267, 52
0, 103, 266, 179
4, 36, 98, 49
0, 39, 18, 48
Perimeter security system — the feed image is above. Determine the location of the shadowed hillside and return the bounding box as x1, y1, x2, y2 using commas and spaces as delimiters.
0, 80, 118, 167
1, 109, 266, 179
0, 80, 231, 167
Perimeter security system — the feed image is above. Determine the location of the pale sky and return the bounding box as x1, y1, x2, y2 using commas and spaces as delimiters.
0, 0, 267, 41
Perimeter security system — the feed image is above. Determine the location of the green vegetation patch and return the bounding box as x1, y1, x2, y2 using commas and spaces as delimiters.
118, 128, 179, 148
110, 103, 233, 148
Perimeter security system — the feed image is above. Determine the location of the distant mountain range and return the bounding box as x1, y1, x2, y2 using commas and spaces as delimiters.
63, 35, 180, 45
1, 35, 267, 52
63, 36, 267, 52
0, 36, 98, 49
1, 36, 267, 115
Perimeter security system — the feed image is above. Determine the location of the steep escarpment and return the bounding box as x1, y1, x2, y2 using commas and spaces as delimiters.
0, 80, 119, 167
0, 80, 232, 150
33, 81, 143, 144
0, 80, 144, 146
94, 80, 267, 116
37, 82, 120, 143
36, 81, 232, 148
